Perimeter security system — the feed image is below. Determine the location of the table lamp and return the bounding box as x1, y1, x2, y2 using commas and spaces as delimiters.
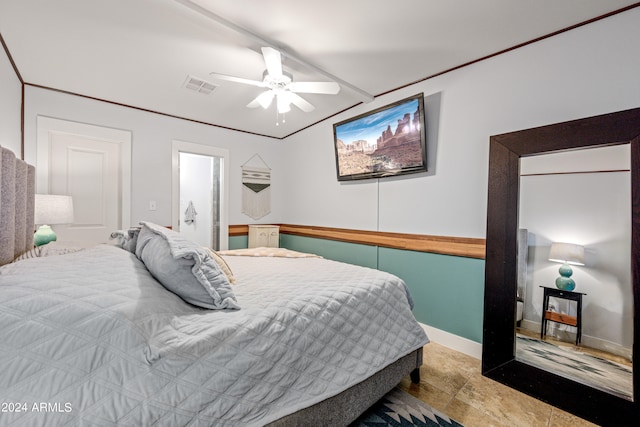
548, 242, 585, 291
34, 194, 74, 246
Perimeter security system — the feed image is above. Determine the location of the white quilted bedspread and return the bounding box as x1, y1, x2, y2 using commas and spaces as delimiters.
0, 245, 428, 426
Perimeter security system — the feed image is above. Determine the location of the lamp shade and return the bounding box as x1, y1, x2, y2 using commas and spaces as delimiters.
548, 242, 585, 266
34, 194, 74, 225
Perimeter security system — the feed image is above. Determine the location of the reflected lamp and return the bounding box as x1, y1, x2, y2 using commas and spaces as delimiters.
34, 194, 74, 246
548, 242, 585, 291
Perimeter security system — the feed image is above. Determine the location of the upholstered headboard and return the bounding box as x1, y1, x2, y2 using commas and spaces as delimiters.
0, 145, 35, 265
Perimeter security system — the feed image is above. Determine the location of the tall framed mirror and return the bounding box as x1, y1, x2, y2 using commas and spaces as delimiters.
482, 107, 640, 425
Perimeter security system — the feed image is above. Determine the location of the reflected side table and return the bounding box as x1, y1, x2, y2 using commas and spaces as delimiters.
539, 286, 586, 345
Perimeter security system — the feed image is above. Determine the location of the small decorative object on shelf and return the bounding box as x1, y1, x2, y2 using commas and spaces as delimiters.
548, 242, 585, 291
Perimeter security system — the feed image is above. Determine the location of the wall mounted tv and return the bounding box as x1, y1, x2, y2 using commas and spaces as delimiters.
333, 93, 427, 181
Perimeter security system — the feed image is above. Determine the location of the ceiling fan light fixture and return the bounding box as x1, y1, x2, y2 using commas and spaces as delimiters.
276, 92, 292, 114
256, 90, 274, 109
211, 46, 339, 118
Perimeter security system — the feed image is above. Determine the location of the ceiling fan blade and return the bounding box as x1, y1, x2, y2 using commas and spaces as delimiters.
287, 92, 315, 112
261, 47, 283, 78
247, 90, 274, 109
209, 72, 266, 87
288, 81, 340, 94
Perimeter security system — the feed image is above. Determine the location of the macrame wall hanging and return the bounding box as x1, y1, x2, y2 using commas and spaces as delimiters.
241, 154, 271, 220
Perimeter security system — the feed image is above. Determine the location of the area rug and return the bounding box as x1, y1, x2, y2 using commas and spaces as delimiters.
350, 387, 464, 427
515, 335, 632, 400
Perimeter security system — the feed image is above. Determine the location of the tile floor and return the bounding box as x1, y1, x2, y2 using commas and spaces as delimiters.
398, 342, 599, 427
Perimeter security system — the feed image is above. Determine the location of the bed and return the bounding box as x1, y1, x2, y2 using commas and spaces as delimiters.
0, 145, 428, 426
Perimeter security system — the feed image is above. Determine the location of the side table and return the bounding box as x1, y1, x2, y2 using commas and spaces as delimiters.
540, 286, 586, 345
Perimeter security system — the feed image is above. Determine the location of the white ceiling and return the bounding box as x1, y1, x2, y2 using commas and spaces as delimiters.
1, 0, 638, 139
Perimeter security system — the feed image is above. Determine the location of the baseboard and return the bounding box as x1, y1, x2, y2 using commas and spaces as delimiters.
419, 323, 482, 360
520, 319, 539, 333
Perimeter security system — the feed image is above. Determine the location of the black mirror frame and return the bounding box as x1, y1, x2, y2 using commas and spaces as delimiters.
482, 107, 640, 426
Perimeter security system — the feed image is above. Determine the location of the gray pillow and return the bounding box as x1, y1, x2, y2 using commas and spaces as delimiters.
135, 222, 239, 310
110, 227, 141, 252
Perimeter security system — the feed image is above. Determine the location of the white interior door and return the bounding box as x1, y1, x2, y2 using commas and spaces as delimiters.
49, 134, 120, 244
37, 117, 131, 246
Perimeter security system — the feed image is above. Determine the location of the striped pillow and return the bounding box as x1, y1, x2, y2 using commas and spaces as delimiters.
13, 246, 42, 262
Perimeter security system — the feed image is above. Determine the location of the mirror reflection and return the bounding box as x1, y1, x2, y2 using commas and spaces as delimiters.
515, 144, 633, 401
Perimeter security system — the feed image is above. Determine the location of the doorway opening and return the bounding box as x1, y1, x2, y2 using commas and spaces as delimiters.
172, 141, 229, 250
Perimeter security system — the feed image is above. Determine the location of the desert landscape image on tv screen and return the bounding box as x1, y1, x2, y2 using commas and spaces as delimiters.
333, 94, 426, 180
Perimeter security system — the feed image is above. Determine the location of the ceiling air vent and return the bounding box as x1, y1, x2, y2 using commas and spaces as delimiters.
183, 75, 218, 95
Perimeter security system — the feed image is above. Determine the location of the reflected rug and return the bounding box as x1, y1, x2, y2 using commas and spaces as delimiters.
516, 335, 632, 400
351, 387, 464, 427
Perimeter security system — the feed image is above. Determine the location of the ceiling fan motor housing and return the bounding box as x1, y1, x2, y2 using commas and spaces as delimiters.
263, 69, 293, 90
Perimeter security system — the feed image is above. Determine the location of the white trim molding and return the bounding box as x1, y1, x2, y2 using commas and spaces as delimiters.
419, 323, 482, 360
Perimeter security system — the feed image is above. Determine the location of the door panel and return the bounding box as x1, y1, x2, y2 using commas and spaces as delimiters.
49, 133, 120, 245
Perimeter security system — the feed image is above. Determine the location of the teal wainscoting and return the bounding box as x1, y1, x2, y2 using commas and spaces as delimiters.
279, 234, 378, 269
228, 235, 248, 250
378, 247, 485, 343
279, 234, 485, 343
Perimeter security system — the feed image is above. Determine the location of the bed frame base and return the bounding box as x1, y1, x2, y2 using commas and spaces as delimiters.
268, 347, 423, 426
410, 367, 421, 384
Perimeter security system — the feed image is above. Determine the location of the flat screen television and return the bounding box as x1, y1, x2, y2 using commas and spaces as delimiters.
333, 93, 427, 181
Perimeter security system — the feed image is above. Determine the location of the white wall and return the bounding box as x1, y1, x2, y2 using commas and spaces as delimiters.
0, 42, 21, 154
280, 8, 640, 239
22, 87, 287, 227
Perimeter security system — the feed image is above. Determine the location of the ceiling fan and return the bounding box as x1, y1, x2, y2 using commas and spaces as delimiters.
210, 47, 340, 116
